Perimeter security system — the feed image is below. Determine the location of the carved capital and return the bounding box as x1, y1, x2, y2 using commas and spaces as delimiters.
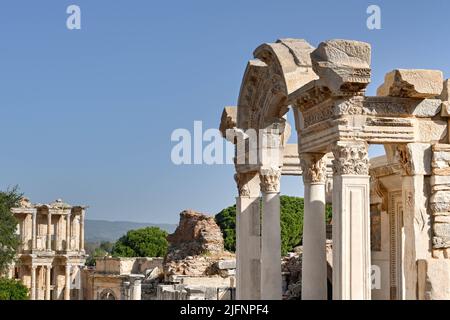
300, 153, 327, 184
234, 172, 259, 197
332, 141, 369, 175
259, 167, 281, 193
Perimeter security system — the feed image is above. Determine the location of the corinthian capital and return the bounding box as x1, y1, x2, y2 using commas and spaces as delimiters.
259, 167, 281, 193
300, 153, 327, 184
332, 141, 369, 175
234, 172, 259, 197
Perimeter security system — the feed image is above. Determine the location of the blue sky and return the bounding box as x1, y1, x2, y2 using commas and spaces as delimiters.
0, 1, 448, 223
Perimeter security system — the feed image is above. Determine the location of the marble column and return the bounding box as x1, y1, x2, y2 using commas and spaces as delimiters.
131, 279, 142, 300
235, 172, 261, 300
66, 213, 71, 251
259, 167, 282, 300
64, 265, 71, 300
331, 141, 371, 300
32, 210, 37, 251
80, 210, 85, 252
396, 143, 432, 300
45, 265, 51, 300
30, 265, 37, 300
47, 211, 52, 251
301, 153, 328, 300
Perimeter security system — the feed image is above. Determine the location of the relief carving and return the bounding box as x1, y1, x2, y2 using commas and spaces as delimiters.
300, 153, 326, 183
259, 167, 281, 193
332, 141, 369, 175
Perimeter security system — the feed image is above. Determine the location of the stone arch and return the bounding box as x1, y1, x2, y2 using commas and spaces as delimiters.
236, 39, 317, 138
99, 289, 117, 300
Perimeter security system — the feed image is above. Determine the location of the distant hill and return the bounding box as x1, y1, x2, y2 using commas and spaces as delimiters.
85, 219, 177, 243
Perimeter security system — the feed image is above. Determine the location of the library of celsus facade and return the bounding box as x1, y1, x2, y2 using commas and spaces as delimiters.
220, 38, 450, 300
7, 198, 87, 300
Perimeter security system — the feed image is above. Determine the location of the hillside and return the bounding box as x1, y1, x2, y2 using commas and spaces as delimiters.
85, 219, 177, 243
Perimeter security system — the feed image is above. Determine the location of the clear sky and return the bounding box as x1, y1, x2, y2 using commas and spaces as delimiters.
0, 1, 448, 223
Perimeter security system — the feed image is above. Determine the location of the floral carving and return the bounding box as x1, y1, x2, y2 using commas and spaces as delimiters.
259, 167, 281, 193
332, 142, 369, 175
300, 153, 327, 183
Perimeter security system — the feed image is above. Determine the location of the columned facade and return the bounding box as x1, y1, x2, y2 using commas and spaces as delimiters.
9, 198, 87, 300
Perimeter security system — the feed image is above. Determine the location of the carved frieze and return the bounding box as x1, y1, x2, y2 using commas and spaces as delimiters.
332, 141, 369, 175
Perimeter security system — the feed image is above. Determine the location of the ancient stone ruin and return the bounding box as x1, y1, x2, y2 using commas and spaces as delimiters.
220, 37, 450, 300
158, 210, 236, 300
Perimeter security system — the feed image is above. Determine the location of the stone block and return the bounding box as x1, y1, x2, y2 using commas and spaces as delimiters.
430, 190, 450, 213
216, 259, 236, 270
377, 69, 443, 98
418, 259, 450, 299
432, 145, 450, 175
310, 39, 371, 95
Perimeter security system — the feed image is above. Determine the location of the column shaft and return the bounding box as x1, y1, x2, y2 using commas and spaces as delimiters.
32, 210, 37, 250
47, 211, 52, 251
64, 265, 71, 300
45, 266, 51, 300
30, 266, 36, 300
66, 213, 71, 251
80, 210, 85, 252
234, 172, 261, 300
259, 167, 282, 300
236, 196, 261, 299
332, 142, 371, 300
301, 153, 327, 300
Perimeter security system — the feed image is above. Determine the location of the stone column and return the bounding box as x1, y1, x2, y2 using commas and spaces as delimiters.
45, 265, 51, 300
259, 167, 282, 300
32, 210, 37, 251
30, 265, 37, 300
64, 265, 71, 300
331, 141, 371, 300
131, 279, 142, 300
235, 172, 261, 300
80, 210, 85, 252
66, 213, 71, 251
47, 211, 52, 251
301, 153, 328, 300
396, 143, 432, 300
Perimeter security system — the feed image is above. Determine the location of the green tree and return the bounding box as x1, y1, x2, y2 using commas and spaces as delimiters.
0, 278, 29, 300
0, 186, 23, 274
215, 196, 332, 256
111, 227, 168, 257
85, 247, 109, 267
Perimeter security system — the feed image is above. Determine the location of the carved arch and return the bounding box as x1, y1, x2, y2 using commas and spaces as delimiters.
236, 39, 318, 138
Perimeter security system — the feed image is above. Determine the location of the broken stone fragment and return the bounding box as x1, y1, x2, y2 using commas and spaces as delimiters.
310, 39, 371, 95
377, 69, 443, 98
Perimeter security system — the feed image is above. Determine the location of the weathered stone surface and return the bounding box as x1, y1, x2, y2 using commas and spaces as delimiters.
432, 144, 450, 175
416, 119, 447, 144
216, 259, 236, 270
219, 106, 237, 138
418, 259, 450, 300
167, 210, 224, 257
311, 39, 371, 95
410, 99, 442, 117
377, 69, 443, 98
164, 210, 235, 278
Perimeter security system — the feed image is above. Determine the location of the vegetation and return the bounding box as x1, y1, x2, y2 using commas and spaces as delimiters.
0, 278, 29, 300
215, 196, 332, 256
111, 227, 168, 257
85, 241, 114, 266
0, 186, 23, 274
